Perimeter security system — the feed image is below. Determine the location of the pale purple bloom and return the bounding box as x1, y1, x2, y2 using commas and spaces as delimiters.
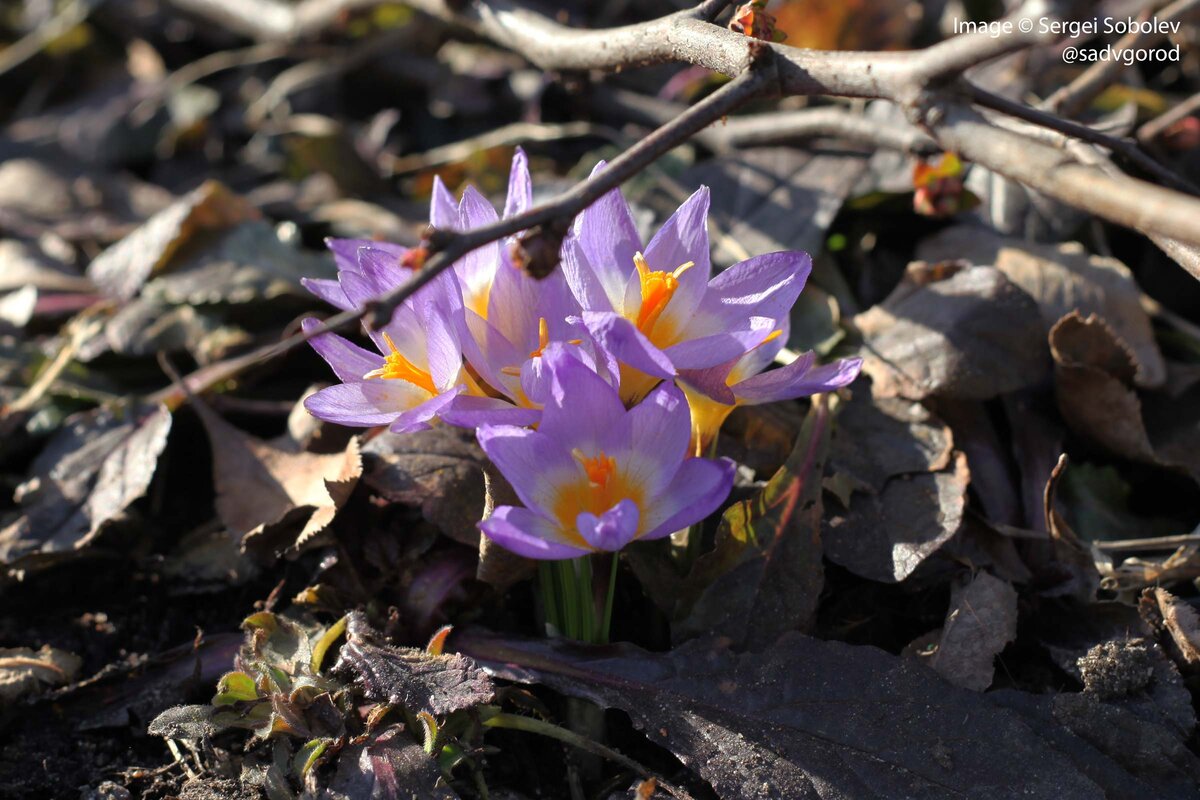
679, 319, 863, 455
476, 346, 734, 559
437, 150, 615, 429
301, 265, 468, 432
562, 162, 813, 404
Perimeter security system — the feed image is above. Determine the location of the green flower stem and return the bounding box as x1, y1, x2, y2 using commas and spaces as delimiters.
540, 555, 617, 645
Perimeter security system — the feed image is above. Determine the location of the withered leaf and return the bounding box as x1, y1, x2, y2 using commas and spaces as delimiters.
828, 391, 953, 494
0, 404, 171, 569
318, 727, 456, 800
674, 399, 829, 649
455, 630, 1135, 799
1050, 313, 1199, 484
363, 427, 488, 547
928, 571, 1018, 691
86, 180, 256, 300
855, 264, 1046, 400
822, 389, 968, 583
333, 612, 493, 717
191, 397, 361, 555
0, 645, 81, 704
918, 226, 1165, 388
823, 450, 969, 582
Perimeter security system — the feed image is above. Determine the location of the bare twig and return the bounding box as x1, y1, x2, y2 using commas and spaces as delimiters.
1094, 530, 1200, 553
0, 0, 105, 78
1138, 91, 1200, 144
1042, 0, 1200, 117
384, 121, 615, 175
964, 82, 1198, 195
147, 62, 774, 401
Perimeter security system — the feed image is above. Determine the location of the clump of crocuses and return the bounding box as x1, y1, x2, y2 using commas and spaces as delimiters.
302, 150, 860, 639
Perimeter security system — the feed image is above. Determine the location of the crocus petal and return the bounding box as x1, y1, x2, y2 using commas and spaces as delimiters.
564, 161, 641, 312
461, 309, 525, 398
476, 424, 582, 519
504, 147, 532, 218
389, 385, 464, 433
687, 251, 810, 339
611, 381, 691, 498
642, 186, 711, 329
412, 277, 466, 391
663, 318, 778, 371
430, 176, 458, 230
576, 499, 640, 552
536, 344, 630, 456
302, 277, 353, 311
326, 237, 380, 274
733, 355, 863, 405
480, 506, 590, 560
456, 186, 501, 315
641, 457, 736, 540
677, 360, 738, 405
582, 312, 675, 380
561, 239, 617, 314
302, 318, 381, 383
441, 395, 542, 429
305, 381, 429, 427
357, 246, 412, 295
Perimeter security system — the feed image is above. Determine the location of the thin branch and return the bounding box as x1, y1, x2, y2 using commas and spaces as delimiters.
1042, 0, 1200, 117
915, 100, 1200, 250
964, 82, 1199, 195
1138, 91, 1200, 144
0, 0, 105, 77
147, 63, 773, 402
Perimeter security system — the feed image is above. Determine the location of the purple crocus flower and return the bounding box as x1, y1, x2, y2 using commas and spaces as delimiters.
437, 150, 614, 429
299, 218, 469, 432
679, 319, 863, 455
476, 345, 735, 559
301, 265, 469, 432
562, 163, 812, 405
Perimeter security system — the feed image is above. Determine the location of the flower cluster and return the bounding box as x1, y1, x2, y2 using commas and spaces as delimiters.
303, 150, 861, 560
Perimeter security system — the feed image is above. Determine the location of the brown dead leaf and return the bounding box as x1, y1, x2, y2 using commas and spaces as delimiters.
0, 645, 82, 704
476, 465, 534, 591
855, 264, 1046, 400
362, 427, 488, 548
86, 180, 257, 300
821, 387, 968, 582
1140, 588, 1200, 671
929, 571, 1018, 691
919, 226, 1165, 388
0, 404, 172, 570
1050, 313, 1199, 484
191, 397, 361, 557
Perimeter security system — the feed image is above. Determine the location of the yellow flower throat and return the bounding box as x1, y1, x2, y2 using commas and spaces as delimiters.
363, 332, 437, 394
634, 252, 694, 341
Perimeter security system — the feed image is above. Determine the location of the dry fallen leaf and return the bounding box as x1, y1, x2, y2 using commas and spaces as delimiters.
190, 396, 361, 557
855, 264, 1046, 401
0, 645, 82, 704
929, 571, 1019, 691
919, 226, 1166, 388
1050, 312, 1199, 485
86, 180, 257, 301
822, 387, 968, 583
0, 404, 172, 570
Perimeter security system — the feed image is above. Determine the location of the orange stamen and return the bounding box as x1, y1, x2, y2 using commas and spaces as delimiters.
572, 448, 617, 491
363, 332, 437, 394
634, 252, 694, 338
